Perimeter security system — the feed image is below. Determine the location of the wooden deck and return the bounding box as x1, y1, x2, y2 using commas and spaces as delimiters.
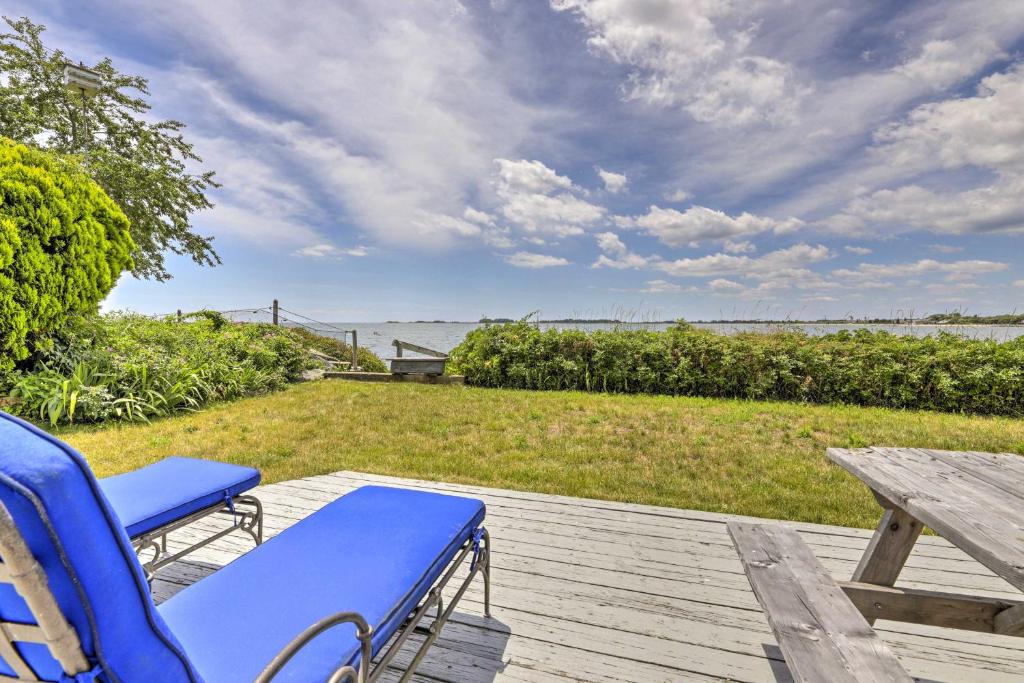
151, 472, 1024, 682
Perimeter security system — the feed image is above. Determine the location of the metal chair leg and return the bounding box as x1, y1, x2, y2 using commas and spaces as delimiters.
482, 528, 492, 617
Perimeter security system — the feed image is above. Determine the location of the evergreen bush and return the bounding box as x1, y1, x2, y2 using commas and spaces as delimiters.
0, 138, 133, 372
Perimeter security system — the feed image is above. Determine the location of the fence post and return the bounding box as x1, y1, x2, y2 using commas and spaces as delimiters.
272, 299, 279, 325
350, 329, 358, 371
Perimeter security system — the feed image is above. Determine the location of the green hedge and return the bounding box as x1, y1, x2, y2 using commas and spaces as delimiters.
448, 321, 1024, 415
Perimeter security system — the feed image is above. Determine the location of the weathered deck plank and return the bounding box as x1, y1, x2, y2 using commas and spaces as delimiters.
149, 471, 1024, 682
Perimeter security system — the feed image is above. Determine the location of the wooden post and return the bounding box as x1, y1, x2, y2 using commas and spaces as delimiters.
272, 299, 279, 326
350, 330, 358, 370
853, 504, 923, 587
851, 500, 923, 625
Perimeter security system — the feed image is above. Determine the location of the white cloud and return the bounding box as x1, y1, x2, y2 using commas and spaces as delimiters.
593, 254, 650, 270
655, 243, 832, 278
619, 205, 803, 247
292, 243, 369, 258
551, 0, 809, 126
176, 134, 324, 246
896, 37, 1005, 90
591, 240, 834, 293
495, 159, 573, 195
723, 240, 755, 254
833, 259, 1007, 281
930, 244, 964, 254
823, 63, 1024, 239
663, 188, 690, 203
592, 232, 651, 269
844, 246, 873, 255
410, 212, 482, 238
640, 279, 691, 294
876, 63, 1024, 175
482, 229, 516, 249
101, 2, 560, 252
493, 159, 606, 236
595, 231, 627, 255
505, 251, 571, 268
828, 176, 1024, 236
646, 2, 1024, 227
925, 282, 981, 295
709, 278, 744, 293
463, 207, 496, 226
596, 167, 628, 193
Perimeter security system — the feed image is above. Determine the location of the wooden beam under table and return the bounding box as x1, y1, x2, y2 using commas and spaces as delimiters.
840, 582, 1024, 636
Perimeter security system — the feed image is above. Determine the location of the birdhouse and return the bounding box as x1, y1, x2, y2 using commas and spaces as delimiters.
63, 62, 102, 97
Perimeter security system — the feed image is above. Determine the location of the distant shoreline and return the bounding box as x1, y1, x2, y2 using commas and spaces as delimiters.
376, 319, 1024, 326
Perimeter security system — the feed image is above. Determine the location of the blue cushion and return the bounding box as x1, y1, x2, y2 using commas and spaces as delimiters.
159, 486, 485, 683
100, 457, 260, 538
0, 411, 200, 682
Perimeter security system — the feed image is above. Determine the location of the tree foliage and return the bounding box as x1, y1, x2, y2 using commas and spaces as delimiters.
0, 137, 133, 372
0, 15, 219, 281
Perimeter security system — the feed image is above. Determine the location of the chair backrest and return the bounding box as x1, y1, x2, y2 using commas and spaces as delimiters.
0, 411, 200, 682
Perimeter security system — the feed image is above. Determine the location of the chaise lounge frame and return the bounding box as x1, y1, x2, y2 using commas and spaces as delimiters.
130, 493, 264, 582
256, 528, 491, 683
0, 499, 488, 683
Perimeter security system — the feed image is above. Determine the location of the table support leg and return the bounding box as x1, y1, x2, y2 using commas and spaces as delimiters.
853, 501, 923, 625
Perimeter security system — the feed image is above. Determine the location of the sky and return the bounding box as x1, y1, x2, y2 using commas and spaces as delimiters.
11, 0, 1024, 321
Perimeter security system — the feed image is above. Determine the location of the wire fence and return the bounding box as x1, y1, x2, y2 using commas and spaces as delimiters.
149, 301, 362, 369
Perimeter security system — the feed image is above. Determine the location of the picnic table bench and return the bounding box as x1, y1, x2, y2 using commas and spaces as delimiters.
730, 447, 1024, 682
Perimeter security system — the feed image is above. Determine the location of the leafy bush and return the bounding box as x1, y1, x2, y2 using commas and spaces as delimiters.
0, 138, 133, 372
448, 321, 1024, 416
287, 326, 388, 373
7, 313, 311, 425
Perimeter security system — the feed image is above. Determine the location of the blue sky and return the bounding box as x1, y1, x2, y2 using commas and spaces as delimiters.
14, 0, 1024, 320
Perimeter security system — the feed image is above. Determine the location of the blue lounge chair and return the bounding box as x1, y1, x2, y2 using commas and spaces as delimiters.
99, 457, 263, 581
0, 411, 491, 682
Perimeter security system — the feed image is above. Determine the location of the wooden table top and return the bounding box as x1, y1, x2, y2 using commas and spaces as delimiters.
828, 447, 1024, 593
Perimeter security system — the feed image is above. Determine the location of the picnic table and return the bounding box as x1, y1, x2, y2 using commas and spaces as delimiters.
729, 447, 1024, 682
827, 447, 1024, 634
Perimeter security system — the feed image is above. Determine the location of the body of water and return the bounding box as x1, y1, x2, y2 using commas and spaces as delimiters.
324, 321, 1024, 360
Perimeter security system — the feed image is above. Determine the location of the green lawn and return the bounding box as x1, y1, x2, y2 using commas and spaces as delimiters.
59, 380, 1024, 529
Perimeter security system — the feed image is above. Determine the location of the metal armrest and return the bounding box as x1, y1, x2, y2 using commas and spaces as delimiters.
254, 611, 374, 683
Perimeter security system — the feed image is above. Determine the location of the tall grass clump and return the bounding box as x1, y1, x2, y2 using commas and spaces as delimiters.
448, 321, 1024, 416
4, 313, 311, 425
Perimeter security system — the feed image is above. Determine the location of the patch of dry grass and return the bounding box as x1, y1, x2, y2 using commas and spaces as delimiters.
59, 380, 1024, 529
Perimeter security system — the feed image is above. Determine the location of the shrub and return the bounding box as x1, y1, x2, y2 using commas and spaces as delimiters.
0, 138, 133, 372
7, 313, 312, 425
448, 322, 1024, 416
